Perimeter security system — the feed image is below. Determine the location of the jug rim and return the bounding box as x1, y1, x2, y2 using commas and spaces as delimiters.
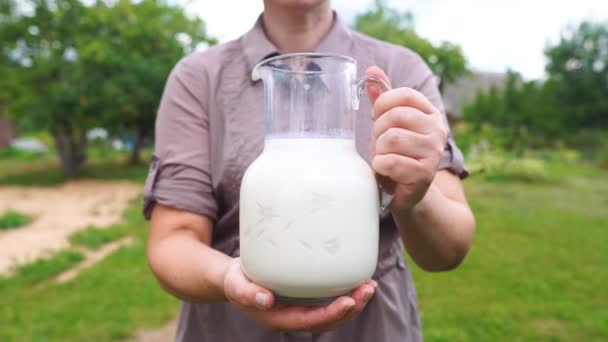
252, 52, 357, 79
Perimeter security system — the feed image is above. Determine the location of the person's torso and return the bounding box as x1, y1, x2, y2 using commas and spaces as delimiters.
173, 19, 428, 342
198, 30, 431, 270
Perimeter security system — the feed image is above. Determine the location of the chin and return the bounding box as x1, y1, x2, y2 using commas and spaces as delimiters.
270, 0, 329, 9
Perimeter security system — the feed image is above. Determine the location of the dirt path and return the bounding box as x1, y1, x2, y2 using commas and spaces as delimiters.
131, 319, 177, 342
0, 180, 142, 274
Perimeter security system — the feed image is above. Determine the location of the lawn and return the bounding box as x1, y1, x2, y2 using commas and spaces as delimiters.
0, 146, 150, 186
412, 162, 608, 341
0, 198, 179, 341
0, 156, 605, 340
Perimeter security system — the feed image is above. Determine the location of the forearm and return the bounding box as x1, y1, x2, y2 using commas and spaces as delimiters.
392, 184, 475, 272
147, 231, 231, 303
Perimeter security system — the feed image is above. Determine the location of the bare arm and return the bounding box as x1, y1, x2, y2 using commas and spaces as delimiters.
392, 171, 475, 271
147, 204, 230, 303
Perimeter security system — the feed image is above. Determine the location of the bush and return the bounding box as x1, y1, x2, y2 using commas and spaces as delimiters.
0, 146, 47, 160
454, 123, 541, 156
530, 148, 582, 164
466, 150, 549, 183
454, 122, 607, 170
596, 148, 608, 170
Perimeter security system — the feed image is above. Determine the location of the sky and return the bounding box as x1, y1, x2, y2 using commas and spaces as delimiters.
180, 0, 608, 80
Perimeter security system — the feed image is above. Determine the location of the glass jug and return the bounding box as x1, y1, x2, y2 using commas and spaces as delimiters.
240, 53, 391, 304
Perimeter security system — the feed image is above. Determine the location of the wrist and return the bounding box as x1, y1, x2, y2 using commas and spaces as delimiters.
390, 183, 437, 218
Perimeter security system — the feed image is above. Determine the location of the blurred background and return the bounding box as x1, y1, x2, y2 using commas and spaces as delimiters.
0, 0, 606, 340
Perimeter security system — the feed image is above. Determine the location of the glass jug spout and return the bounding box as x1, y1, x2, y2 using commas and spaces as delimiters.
251, 61, 268, 83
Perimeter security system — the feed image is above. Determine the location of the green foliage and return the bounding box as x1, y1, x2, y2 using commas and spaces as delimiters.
0, 146, 48, 160
0, 0, 215, 176
355, 0, 468, 90
464, 20, 608, 149
69, 225, 129, 250
0, 250, 84, 289
0, 210, 32, 230
466, 150, 549, 183
545, 21, 608, 129
0, 200, 178, 341
463, 71, 567, 146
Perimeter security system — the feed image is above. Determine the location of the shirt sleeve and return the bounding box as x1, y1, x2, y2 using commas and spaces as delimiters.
143, 54, 218, 220
406, 53, 469, 179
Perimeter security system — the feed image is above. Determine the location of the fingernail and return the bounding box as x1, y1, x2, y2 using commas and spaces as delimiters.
255, 292, 269, 310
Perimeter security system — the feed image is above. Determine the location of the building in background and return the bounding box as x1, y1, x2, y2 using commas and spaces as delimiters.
443, 71, 507, 122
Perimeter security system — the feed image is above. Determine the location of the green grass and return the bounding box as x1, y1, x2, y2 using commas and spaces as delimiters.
0, 210, 32, 230
0, 146, 49, 160
0, 152, 57, 176
0, 250, 84, 290
0, 157, 150, 186
69, 224, 130, 250
412, 162, 608, 341
0, 144, 151, 186
0, 199, 179, 341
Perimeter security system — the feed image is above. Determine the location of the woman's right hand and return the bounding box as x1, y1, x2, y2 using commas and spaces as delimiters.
223, 258, 377, 333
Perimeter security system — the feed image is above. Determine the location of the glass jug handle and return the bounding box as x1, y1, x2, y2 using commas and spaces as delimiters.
356, 75, 395, 213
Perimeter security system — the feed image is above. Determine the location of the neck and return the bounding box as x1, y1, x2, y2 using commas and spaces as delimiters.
262, 1, 333, 53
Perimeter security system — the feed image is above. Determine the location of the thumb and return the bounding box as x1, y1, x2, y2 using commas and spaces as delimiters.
365, 66, 391, 106
224, 259, 274, 310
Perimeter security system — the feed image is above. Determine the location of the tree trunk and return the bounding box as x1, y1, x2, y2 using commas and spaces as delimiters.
53, 124, 87, 178
129, 128, 144, 165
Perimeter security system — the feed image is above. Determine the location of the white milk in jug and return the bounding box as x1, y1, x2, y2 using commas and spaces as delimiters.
239, 137, 379, 300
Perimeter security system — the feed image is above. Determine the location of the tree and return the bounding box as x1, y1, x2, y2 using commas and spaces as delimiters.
0, 0, 214, 176
91, 0, 216, 164
545, 21, 608, 130
0, 0, 26, 120
355, 0, 469, 91
463, 69, 569, 151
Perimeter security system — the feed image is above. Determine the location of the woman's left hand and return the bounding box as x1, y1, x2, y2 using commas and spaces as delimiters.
366, 67, 448, 212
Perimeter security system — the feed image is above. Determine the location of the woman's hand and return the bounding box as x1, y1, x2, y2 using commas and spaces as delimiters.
223, 258, 377, 333
366, 67, 448, 212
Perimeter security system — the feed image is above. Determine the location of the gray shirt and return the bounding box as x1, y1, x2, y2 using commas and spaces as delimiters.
143, 13, 467, 342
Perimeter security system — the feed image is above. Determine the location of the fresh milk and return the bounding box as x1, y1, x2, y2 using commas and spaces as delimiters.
239, 138, 379, 299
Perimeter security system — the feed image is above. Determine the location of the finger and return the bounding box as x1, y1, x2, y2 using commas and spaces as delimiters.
375, 128, 440, 159
224, 260, 274, 310
372, 106, 436, 138
370, 133, 398, 194
349, 284, 375, 311
373, 87, 436, 119
312, 285, 376, 333
372, 153, 434, 186
365, 66, 391, 105
262, 296, 356, 331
